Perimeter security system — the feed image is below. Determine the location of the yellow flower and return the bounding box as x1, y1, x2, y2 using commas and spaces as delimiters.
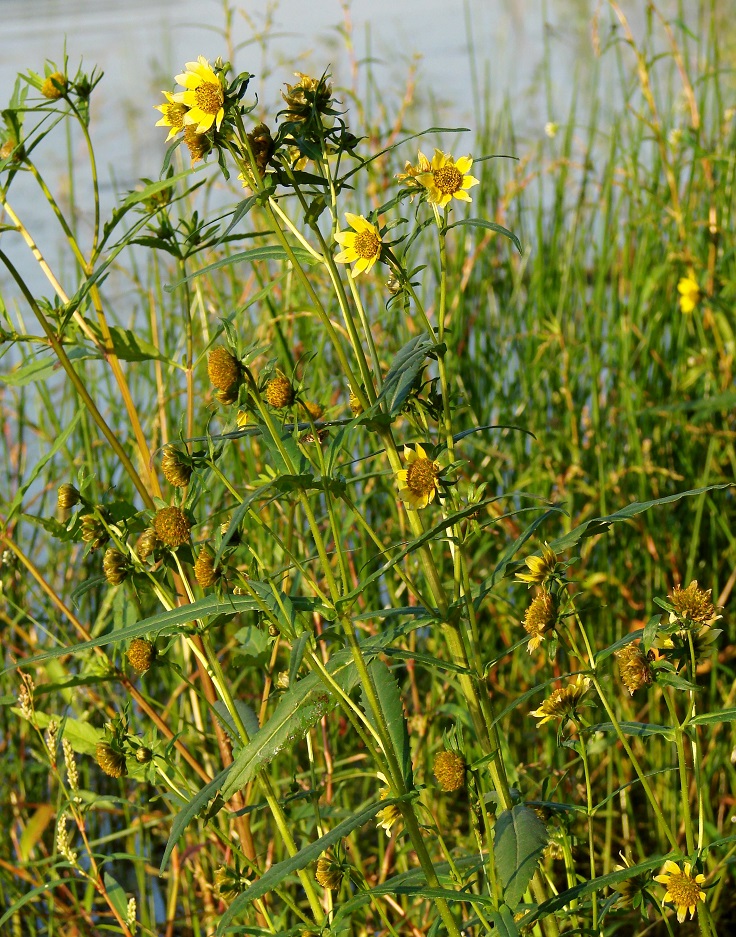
530, 674, 590, 726
677, 275, 700, 313
654, 860, 706, 923
172, 56, 225, 134
334, 213, 383, 276
668, 580, 718, 625
522, 590, 557, 653
516, 543, 560, 586
154, 91, 189, 141
415, 149, 479, 208
396, 151, 432, 196
396, 444, 441, 510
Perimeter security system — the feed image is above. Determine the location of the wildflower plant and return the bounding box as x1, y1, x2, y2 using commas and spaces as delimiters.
1, 10, 734, 937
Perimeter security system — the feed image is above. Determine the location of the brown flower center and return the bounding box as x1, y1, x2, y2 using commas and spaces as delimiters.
406, 457, 439, 496
354, 230, 381, 260
666, 872, 703, 908
194, 81, 224, 115
433, 164, 463, 195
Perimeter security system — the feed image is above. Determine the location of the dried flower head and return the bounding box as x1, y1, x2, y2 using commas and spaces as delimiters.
95, 742, 127, 778
301, 399, 324, 421
247, 122, 273, 177
668, 580, 717, 625
103, 548, 129, 586
208, 346, 241, 392
433, 750, 465, 791
516, 543, 560, 586
194, 548, 220, 588
57, 483, 81, 511
153, 506, 191, 548
654, 860, 706, 923
315, 854, 343, 890
530, 674, 591, 726
264, 374, 295, 408
183, 125, 211, 164
396, 444, 441, 510
615, 643, 653, 695
161, 446, 192, 488
522, 590, 558, 652
42, 72, 67, 100
136, 527, 161, 561
126, 638, 155, 674
81, 512, 108, 550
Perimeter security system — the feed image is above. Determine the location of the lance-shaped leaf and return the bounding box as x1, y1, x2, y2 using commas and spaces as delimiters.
494, 804, 548, 909
160, 767, 231, 873
362, 660, 413, 787
220, 648, 362, 800
377, 334, 444, 417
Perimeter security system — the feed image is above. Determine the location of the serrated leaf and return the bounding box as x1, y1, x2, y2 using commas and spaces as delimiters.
690, 708, 736, 725
442, 217, 522, 255
212, 700, 260, 743
217, 798, 402, 933
586, 721, 675, 740
378, 334, 443, 417
160, 767, 230, 873
362, 660, 412, 787
494, 804, 548, 908
220, 649, 362, 800
487, 906, 520, 937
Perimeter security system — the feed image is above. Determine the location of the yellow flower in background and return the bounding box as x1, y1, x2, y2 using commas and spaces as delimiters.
654, 860, 706, 923
173, 56, 225, 133
415, 148, 479, 208
154, 91, 188, 140
396, 444, 441, 510
677, 275, 700, 313
529, 674, 590, 726
334, 213, 383, 276
396, 151, 432, 195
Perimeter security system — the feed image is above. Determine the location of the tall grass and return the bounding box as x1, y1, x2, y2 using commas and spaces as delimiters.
1, 2, 734, 935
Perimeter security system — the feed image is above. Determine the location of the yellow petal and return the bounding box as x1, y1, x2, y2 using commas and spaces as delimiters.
334, 231, 356, 247
455, 155, 473, 173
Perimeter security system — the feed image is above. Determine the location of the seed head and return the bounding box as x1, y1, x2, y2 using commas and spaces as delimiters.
194, 548, 220, 588
81, 512, 108, 550
42, 72, 67, 99
95, 742, 127, 778
208, 346, 241, 392
615, 643, 653, 695
315, 855, 343, 890
137, 527, 161, 561
301, 399, 324, 421
281, 72, 333, 123
103, 548, 129, 585
153, 506, 191, 547
161, 446, 192, 488
183, 124, 211, 164
264, 374, 295, 408
669, 580, 717, 625
57, 483, 81, 511
247, 122, 273, 177
522, 590, 558, 653
126, 638, 155, 674
433, 750, 466, 791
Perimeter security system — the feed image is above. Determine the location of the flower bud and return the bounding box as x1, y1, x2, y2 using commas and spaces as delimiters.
57, 483, 81, 511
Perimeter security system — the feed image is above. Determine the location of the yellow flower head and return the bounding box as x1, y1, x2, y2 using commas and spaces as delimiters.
530, 674, 590, 726
396, 444, 441, 510
334, 213, 383, 276
677, 275, 700, 314
415, 149, 479, 208
172, 56, 225, 134
654, 860, 706, 923
516, 543, 560, 586
396, 151, 432, 196
154, 90, 189, 141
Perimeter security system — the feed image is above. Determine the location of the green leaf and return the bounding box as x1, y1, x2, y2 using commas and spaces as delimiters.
165, 245, 320, 292
117, 171, 194, 211
690, 708, 736, 726
31, 711, 104, 755
216, 798, 402, 933
595, 628, 644, 664
5, 411, 81, 525
381, 646, 472, 676
105, 326, 170, 362
362, 660, 412, 787
288, 632, 310, 686
0, 880, 69, 928
0, 347, 91, 386
548, 485, 732, 554
4, 592, 314, 672
377, 334, 443, 417
487, 906, 520, 937
103, 872, 128, 923
442, 217, 522, 254
586, 721, 675, 740
494, 804, 548, 909
220, 648, 362, 800
160, 767, 231, 873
